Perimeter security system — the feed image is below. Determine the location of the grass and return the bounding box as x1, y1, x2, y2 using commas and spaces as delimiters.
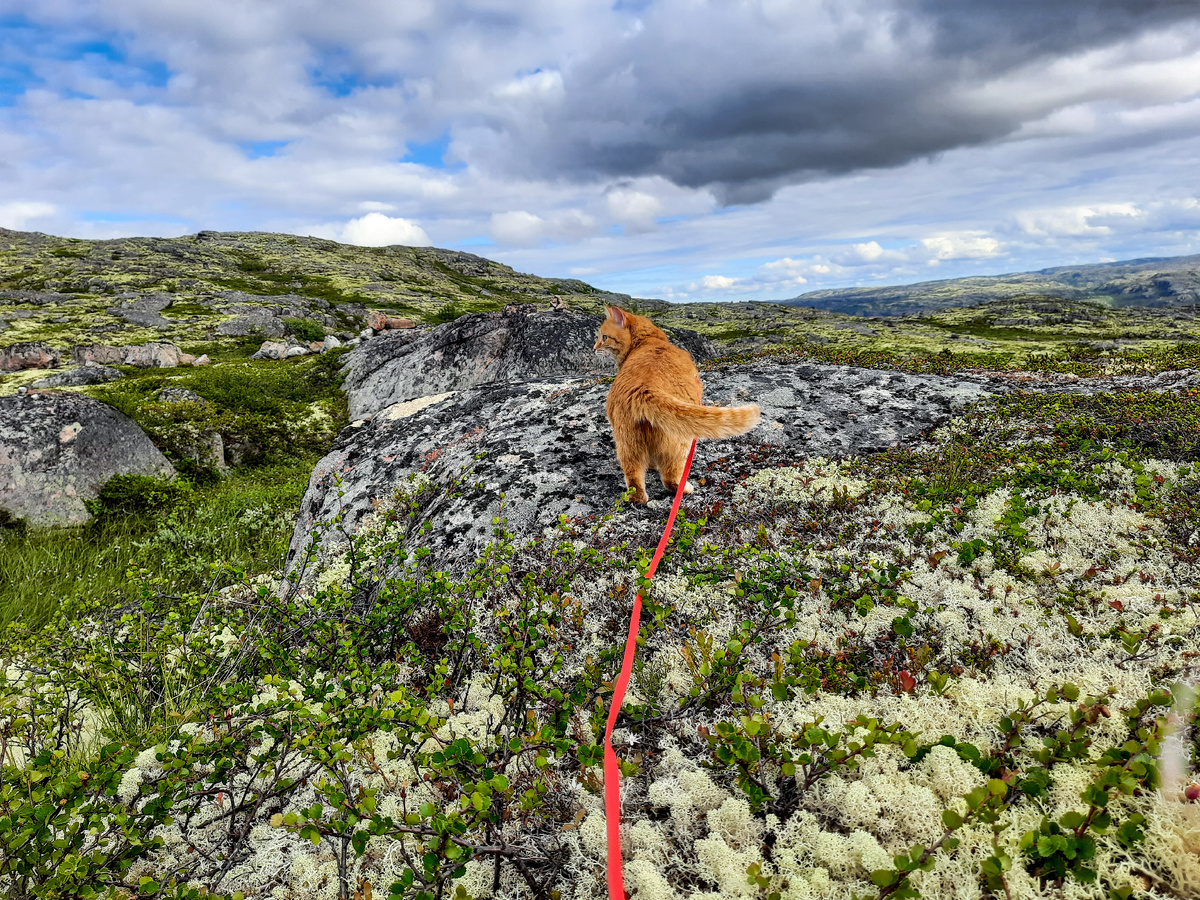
0, 457, 314, 630
0, 350, 349, 630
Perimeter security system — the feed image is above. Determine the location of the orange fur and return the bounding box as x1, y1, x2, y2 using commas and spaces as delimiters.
594, 305, 760, 504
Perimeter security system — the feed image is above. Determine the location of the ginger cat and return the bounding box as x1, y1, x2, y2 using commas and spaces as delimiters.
594, 305, 760, 504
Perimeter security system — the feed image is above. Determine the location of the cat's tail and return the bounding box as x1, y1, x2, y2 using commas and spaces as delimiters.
642, 394, 761, 441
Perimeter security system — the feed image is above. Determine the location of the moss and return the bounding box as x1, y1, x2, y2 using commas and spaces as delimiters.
161, 302, 218, 318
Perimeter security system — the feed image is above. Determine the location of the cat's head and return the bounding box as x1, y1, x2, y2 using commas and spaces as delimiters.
594, 305, 632, 360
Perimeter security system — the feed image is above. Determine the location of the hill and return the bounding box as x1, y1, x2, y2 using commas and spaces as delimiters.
783, 254, 1200, 317
0, 228, 663, 363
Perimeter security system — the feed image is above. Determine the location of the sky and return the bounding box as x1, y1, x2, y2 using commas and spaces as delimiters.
2, 1, 1200, 303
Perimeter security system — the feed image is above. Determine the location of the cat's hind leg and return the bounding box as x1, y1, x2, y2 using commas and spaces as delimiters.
656, 435, 695, 496
615, 433, 650, 505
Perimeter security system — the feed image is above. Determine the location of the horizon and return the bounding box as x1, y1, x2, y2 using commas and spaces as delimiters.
2, 2, 1200, 303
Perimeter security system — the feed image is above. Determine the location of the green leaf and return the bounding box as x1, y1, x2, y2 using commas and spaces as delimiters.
871, 869, 899, 887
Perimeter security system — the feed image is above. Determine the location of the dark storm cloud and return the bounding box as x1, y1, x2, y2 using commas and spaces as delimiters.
913, 0, 1200, 60
478, 0, 1200, 203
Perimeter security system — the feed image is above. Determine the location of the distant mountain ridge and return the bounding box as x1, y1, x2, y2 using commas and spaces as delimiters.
783, 254, 1200, 317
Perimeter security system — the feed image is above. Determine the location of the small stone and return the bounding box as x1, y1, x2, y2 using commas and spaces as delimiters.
323, 335, 342, 349
193, 354, 212, 366
250, 341, 289, 360
178, 352, 197, 365
309, 341, 325, 352
385, 316, 416, 330
366, 311, 388, 331
286, 345, 310, 357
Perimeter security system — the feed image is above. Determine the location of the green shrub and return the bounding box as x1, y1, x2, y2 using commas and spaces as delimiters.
427, 301, 462, 324
283, 316, 326, 342
85, 474, 191, 518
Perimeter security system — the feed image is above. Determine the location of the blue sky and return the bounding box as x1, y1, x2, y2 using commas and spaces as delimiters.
2, 1, 1200, 303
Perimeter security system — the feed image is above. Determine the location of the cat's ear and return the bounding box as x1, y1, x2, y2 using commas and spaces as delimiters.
607, 305, 627, 327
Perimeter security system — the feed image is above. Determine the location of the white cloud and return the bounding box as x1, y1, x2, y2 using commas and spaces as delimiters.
339, 213, 431, 246
490, 208, 596, 246
921, 232, 1003, 260
606, 188, 662, 232
491, 210, 547, 246
684, 274, 745, 294
492, 69, 565, 102
835, 241, 907, 266
0, 201, 56, 230
1016, 203, 1143, 237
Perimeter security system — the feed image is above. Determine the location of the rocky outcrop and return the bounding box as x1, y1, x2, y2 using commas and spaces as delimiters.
107, 294, 173, 327
72, 342, 184, 368
31, 365, 125, 388
290, 359, 996, 572
341, 306, 716, 420
217, 308, 287, 338
0, 392, 175, 527
1, 341, 62, 371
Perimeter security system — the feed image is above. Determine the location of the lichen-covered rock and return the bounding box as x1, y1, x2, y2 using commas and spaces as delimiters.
31, 364, 125, 388
290, 359, 996, 571
71, 344, 126, 366
72, 342, 183, 368
0, 341, 61, 372
341, 306, 716, 420
216, 308, 286, 338
106, 294, 172, 327
0, 392, 175, 527
123, 342, 181, 368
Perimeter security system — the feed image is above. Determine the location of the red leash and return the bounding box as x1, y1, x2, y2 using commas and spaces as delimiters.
603, 438, 697, 900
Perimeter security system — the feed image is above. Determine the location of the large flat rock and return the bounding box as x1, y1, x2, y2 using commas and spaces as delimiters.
0, 392, 175, 527
289, 359, 996, 571
341, 306, 715, 420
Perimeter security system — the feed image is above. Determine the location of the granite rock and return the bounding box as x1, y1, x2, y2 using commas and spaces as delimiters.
72, 342, 183, 368
289, 359, 996, 572
31, 365, 125, 388
341, 306, 715, 421
217, 308, 287, 338
106, 294, 173, 327
1, 341, 62, 372
0, 392, 175, 527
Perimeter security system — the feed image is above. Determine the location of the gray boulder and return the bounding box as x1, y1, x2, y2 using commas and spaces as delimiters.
250, 340, 289, 360
217, 308, 286, 338
1, 341, 61, 372
106, 294, 173, 327
0, 392, 175, 527
73, 342, 183, 368
289, 359, 996, 572
31, 365, 125, 388
341, 306, 716, 421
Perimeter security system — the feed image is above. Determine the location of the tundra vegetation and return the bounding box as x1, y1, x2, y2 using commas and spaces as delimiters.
2, 232, 1200, 900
